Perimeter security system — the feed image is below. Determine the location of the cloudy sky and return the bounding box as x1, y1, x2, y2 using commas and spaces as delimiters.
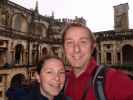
10, 0, 133, 32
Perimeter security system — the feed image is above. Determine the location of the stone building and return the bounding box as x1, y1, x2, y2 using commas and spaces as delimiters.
0, 1, 132, 100
0, 0, 86, 100
94, 3, 133, 65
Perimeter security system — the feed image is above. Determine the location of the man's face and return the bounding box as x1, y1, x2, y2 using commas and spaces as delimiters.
36, 58, 65, 98
64, 27, 95, 69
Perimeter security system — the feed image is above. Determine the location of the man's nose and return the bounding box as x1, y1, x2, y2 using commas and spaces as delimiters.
74, 43, 80, 53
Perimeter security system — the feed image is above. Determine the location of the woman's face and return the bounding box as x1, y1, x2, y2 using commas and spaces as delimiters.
36, 58, 65, 99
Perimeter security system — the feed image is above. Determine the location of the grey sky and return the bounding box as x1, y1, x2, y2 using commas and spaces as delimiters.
10, 0, 133, 32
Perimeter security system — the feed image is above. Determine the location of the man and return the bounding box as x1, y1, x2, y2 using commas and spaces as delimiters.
63, 23, 133, 100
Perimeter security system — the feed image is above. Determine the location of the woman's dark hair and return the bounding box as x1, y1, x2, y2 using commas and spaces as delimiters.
36, 56, 64, 74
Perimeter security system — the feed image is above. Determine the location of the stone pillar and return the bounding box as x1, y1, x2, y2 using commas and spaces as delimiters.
113, 43, 117, 64
120, 48, 123, 64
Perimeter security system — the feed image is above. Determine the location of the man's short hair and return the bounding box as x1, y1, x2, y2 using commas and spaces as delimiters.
62, 23, 96, 45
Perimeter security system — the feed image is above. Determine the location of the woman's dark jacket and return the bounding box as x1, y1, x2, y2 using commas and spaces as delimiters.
18, 85, 64, 100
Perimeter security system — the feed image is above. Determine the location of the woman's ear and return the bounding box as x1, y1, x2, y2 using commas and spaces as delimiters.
35, 72, 40, 83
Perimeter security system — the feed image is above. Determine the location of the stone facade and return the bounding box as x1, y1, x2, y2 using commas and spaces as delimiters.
94, 3, 133, 65
0, 1, 132, 100
0, 0, 86, 100
95, 30, 133, 65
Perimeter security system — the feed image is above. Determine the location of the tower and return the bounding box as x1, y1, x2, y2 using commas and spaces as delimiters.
114, 3, 129, 32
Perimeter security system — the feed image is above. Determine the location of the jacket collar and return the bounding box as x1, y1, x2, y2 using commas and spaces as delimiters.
71, 58, 97, 78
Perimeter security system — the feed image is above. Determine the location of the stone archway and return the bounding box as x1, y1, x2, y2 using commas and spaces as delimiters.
6, 73, 27, 100
42, 47, 48, 57
51, 47, 59, 56
10, 73, 26, 88
122, 45, 133, 64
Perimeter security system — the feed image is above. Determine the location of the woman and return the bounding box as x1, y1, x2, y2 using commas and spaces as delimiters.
19, 56, 66, 100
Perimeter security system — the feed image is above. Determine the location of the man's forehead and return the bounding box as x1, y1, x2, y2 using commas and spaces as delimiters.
67, 26, 88, 31
65, 28, 90, 38
65, 36, 90, 40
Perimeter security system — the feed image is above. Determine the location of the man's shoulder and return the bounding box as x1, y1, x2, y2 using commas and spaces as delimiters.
93, 65, 133, 85
93, 66, 133, 99
95, 65, 132, 78
106, 67, 132, 79
104, 67, 133, 88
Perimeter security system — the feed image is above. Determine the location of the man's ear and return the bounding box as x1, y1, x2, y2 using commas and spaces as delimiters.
93, 43, 96, 49
91, 43, 97, 56
35, 72, 40, 83
92, 43, 96, 52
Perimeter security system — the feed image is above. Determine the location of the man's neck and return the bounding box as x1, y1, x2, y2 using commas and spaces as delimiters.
73, 65, 88, 77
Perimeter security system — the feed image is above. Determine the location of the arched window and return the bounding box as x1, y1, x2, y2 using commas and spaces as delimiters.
122, 45, 133, 64
15, 44, 23, 64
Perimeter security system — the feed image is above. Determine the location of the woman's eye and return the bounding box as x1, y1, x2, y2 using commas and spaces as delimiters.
60, 71, 65, 74
46, 71, 52, 74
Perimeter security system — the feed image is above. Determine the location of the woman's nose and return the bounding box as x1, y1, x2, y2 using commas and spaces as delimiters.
54, 73, 60, 81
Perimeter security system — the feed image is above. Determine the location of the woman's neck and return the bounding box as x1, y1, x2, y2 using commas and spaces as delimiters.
40, 87, 54, 100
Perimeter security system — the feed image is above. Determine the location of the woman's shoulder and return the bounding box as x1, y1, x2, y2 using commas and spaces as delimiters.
17, 86, 39, 100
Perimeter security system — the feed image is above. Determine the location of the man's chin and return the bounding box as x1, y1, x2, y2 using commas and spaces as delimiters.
71, 64, 82, 68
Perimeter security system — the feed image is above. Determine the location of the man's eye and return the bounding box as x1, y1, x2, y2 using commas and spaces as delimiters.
81, 40, 88, 44
65, 41, 73, 46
